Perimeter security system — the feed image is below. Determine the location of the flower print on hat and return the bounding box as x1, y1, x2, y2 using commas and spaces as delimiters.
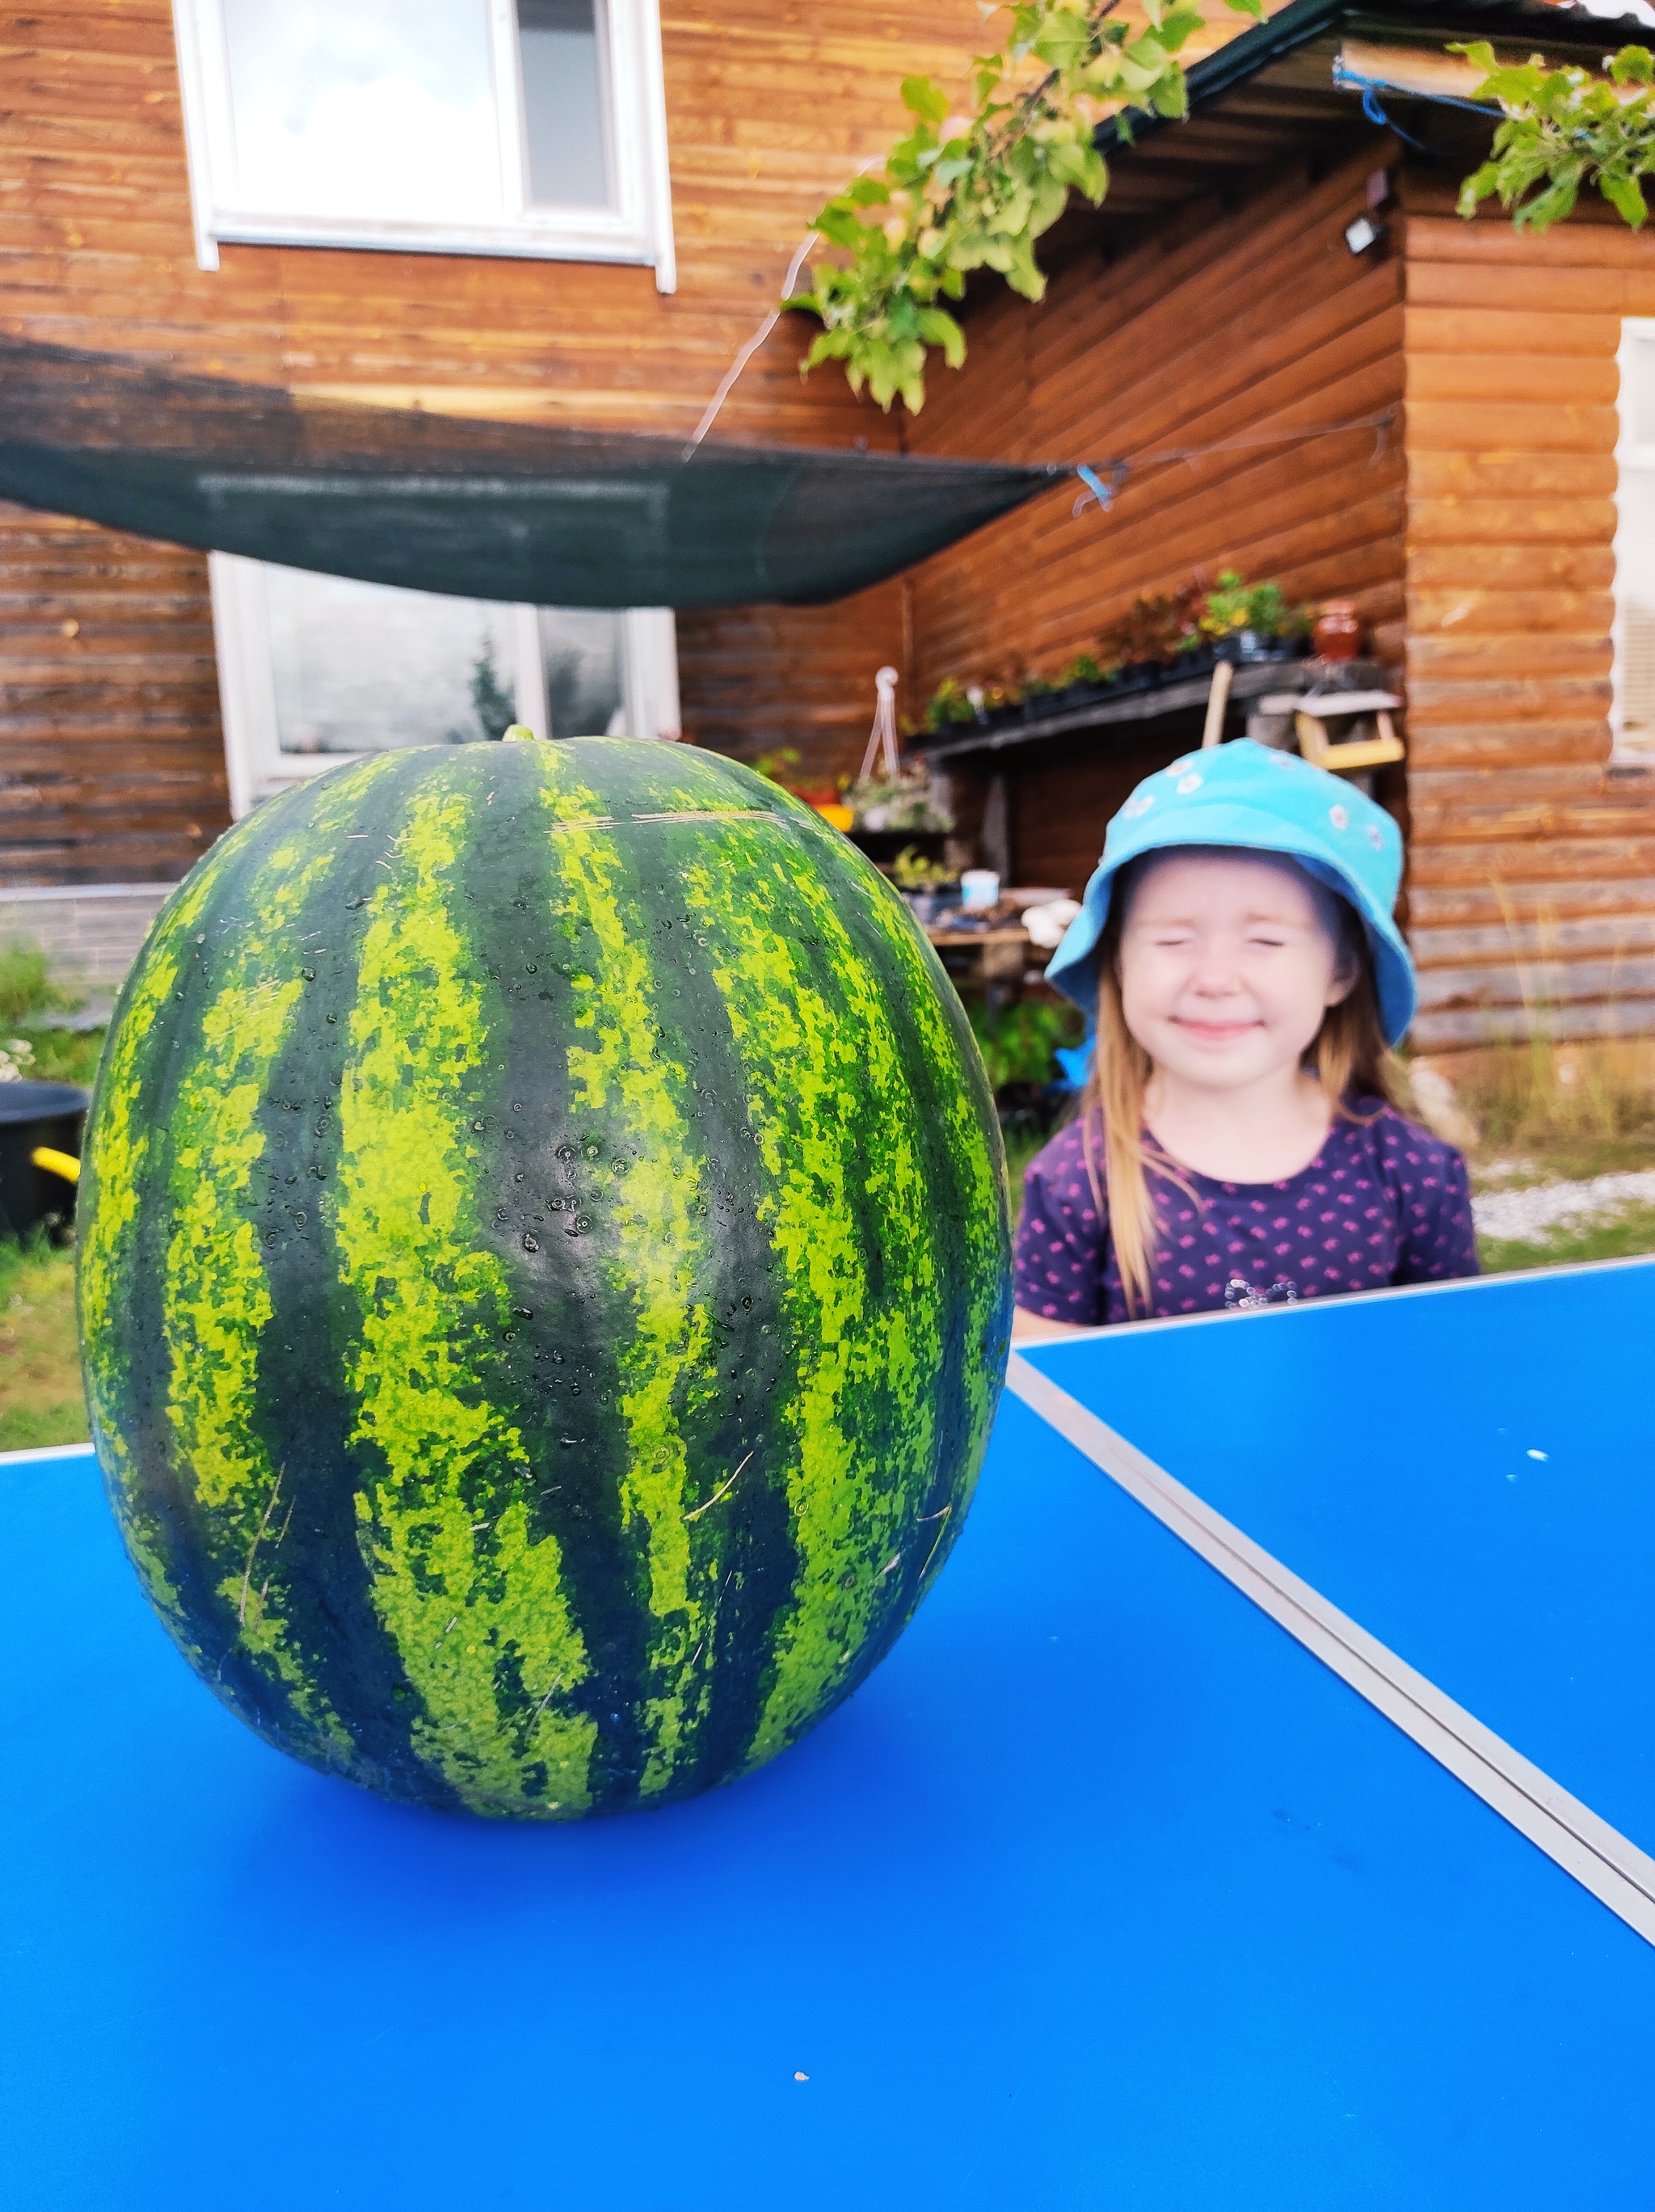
1176, 772, 1203, 794
1329, 803, 1349, 830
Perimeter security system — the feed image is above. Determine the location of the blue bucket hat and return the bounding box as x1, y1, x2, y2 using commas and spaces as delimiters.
1045, 738, 1416, 1053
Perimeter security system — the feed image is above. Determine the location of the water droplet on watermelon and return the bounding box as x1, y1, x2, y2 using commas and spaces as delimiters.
556, 1143, 575, 1161
503, 1330, 516, 1342
583, 1142, 600, 1159
523, 1234, 540, 1252
515, 1307, 532, 1319
571, 1216, 592, 1235
741, 1296, 752, 1308
525, 963, 537, 974
570, 1382, 581, 1396
514, 1171, 525, 1182
195, 933, 206, 946
301, 967, 315, 982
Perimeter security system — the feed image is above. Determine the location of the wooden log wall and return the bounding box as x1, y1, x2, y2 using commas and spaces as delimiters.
0, 502, 225, 883
0, 0, 1011, 881
903, 137, 1409, 902
1399, 180, 1655, 1051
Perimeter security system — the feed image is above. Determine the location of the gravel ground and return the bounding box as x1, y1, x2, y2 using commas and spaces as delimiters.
1472, 1170, 1655, 1244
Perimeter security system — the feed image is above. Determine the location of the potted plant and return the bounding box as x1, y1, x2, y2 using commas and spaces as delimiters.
1199, 570, 1313, 663
891, 844, 962, 925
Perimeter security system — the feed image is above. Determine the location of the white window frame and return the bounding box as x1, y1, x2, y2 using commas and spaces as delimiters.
171, 0, 676, 291
1612, 318, 1655, 756
208, 553, 680, 818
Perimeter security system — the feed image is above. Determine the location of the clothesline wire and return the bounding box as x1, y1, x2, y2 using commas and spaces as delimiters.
1072, 407, 1397, 516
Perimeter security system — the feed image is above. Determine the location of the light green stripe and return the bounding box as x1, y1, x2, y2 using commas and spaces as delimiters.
335, 768, 596, 1817
538, 746, 720, 1797
159, 769, 398, 1754
78, 856, 231, 1636
677, 829, 950, 1767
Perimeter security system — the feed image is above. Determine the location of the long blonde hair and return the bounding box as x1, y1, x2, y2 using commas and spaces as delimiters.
1077, 860, 1403, 1317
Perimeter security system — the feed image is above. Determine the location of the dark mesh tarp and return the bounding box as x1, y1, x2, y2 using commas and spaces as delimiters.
0, 338, 1066, 609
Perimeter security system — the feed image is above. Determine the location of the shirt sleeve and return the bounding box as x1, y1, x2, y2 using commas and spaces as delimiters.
1013, 1124, 1108, 1324
1387, 1124, 1480, 1284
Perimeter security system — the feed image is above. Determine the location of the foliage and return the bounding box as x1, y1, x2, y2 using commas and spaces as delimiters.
11, 1024, 105, 1088
1097, 583, 1202, 668
793, 0, 1261, 411
968, 994, 1084, 1088
1480, 1203, 1655, 1275
853, 773, 955, 832
1198, 568, 1311, 641
1056, 651, 1105, 687
1455, 1034, 1655, 1161
0, 939, 80, 1026
448, 636, 516, 744
924, 676, 979, 730
752, 746, 804, 783
891, 845, 958, 891
1455, 40, 1655, 230
0, 1232, 86, 1452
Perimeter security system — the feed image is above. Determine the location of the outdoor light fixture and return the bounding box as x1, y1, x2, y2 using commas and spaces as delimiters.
1344, 213, 1385, 255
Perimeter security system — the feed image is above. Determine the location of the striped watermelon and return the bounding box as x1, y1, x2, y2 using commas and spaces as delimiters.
78, 737, 1009, 1818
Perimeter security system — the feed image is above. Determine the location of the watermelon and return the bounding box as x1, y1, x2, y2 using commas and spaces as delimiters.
78, 736, 1009, 1818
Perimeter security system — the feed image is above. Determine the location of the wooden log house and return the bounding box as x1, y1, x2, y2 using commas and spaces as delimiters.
2, 0, 1655, 1051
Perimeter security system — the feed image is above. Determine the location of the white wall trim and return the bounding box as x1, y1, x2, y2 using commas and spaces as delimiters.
209, 556, 682, 815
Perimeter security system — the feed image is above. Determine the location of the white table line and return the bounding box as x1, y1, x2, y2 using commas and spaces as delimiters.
1005, 1352, 1655, 1951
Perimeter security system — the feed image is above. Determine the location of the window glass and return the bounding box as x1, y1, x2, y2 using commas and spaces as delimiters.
518, 0, 612, 207
221, 0, 503, 220
266, 569, 520, 755
540, 607, 625, 734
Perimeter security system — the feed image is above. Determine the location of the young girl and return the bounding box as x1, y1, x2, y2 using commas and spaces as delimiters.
1012, 739, 1477, 1338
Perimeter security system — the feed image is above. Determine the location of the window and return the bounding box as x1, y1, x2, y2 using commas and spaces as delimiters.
171, 0, 675, 287
208, 554, 680, 816
1614, 320, 1655, 760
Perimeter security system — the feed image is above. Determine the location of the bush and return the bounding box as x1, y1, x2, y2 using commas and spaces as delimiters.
968, 996, 1084, 1089
0, 940, 78, 1026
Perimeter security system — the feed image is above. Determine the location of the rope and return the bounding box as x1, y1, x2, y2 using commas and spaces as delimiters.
858, 664, 902, 783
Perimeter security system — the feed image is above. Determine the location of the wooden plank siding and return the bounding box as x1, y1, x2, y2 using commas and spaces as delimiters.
0, 0, 1038, 880
1400, 181, 1655, 1049
0, 501, 225, 883
903, 137, 1409, 904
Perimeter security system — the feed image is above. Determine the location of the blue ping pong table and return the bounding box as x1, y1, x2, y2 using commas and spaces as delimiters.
4, 1259, 1655, 2209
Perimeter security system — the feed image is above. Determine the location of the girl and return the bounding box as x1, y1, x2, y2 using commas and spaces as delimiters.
1012, 739, 1477, 1339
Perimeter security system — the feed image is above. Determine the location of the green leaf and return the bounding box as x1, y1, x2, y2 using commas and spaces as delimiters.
1223, 0, 1264, 18
915, 306, 966, 367
901, 74, 950, 124
1611, 44, 1654, 86
1602, 170, 1649, 225
1150, 71, 1190, 120
1159, 10, 1204, 53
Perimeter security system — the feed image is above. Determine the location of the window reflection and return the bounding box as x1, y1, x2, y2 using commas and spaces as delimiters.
221, 0, 501, 220
517, 0, 612, 208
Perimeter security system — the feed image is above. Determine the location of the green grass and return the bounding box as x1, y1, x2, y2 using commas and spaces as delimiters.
1477, 1202, 1655, 1278
11, 1023, 105, 1088
0, 1236, 86, 1451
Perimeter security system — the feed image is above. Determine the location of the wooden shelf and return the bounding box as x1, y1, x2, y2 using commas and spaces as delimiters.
914, 659, 1309, 765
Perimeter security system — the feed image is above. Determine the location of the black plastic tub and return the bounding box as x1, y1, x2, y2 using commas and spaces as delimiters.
0, 1080, 90, 1242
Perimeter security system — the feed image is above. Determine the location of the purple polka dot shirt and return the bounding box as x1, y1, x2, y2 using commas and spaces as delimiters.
1013, 1101, 1478, 1327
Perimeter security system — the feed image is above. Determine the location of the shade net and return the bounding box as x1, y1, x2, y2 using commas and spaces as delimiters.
0, 338, 1066, 609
